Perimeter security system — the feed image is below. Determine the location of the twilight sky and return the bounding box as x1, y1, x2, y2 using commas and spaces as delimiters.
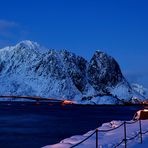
0, 0, 148, 87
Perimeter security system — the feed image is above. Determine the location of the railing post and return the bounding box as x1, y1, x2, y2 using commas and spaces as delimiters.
124, 121, 127, 148
96, 128, 98, 148
139, 120, 142, 143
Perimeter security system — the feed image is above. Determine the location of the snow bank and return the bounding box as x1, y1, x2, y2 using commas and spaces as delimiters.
43, 120, 148, 148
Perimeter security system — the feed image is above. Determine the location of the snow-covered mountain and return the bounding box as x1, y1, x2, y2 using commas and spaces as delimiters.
131, 83, 148, 98
0, 40, 146, 104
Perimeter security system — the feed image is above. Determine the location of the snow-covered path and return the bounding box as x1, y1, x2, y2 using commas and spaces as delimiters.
43, 120, 148, 148
128, 135, 148, 148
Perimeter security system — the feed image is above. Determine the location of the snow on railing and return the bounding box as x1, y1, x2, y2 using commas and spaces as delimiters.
70, 119, 148, 148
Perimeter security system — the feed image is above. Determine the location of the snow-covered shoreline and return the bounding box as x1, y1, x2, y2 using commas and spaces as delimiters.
43, 119, 148, 148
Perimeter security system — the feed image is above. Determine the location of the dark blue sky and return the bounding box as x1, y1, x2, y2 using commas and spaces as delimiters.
0, 0, 148, 86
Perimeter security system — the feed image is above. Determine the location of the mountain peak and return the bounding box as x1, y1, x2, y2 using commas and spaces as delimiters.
88, 49, 125, 92
16, 40, 40, 50
93, 50, 110, 59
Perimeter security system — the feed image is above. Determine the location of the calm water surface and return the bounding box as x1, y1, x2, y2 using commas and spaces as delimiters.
0, 102, 144, 148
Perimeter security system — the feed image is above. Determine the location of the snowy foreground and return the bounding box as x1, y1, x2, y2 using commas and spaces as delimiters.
43, 120, 148, 148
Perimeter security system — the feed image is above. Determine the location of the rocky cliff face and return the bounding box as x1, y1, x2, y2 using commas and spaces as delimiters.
0, 40, 145, 104
87, 51, 127, 93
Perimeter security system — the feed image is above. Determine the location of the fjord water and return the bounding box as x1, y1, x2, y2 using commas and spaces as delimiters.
0, 102, 144, 148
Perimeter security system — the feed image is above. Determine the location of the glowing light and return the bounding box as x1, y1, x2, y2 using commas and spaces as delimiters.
62, 100, 74, 105
142, 100, 148, 104
143, 109, 148, 112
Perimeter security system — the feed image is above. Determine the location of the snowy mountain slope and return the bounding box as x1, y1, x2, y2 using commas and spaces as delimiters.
131, 83, 148, 98
0, 42, 82, 100
0, 40, 146, 104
